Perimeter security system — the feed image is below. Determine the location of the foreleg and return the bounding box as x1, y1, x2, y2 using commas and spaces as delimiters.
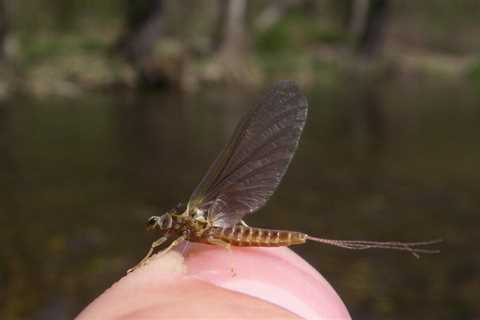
127, 236, 169, 273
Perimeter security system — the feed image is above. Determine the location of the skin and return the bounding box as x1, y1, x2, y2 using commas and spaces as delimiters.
76, 243, 351, 319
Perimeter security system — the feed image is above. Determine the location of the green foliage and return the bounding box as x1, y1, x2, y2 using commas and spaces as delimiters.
255, 9, 345, 55
21, 36, 73, 63
18, 33, 107, 67
468, 57, 480, 90
255, 21, 291, 53
14, 0, 123, 31
254, 9, 344, 84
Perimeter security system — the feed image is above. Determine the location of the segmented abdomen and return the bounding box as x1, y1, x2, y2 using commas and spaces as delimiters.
209, 226, 307, 247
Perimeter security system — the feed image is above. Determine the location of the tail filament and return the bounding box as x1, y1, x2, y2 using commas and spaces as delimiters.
306, 236, 442, 258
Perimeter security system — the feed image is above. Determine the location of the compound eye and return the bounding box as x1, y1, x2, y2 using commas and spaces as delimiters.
146, 217, 157, 228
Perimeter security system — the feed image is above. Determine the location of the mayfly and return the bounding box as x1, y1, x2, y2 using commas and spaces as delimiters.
129, 80, 440, 273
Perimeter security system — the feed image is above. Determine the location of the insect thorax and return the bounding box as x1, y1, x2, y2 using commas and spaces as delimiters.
170, 212, 209, 239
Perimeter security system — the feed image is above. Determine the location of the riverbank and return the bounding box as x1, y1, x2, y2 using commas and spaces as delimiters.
1, 22, 479, 99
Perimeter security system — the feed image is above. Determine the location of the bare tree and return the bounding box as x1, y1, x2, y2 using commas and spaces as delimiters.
0, 0, 7, 63
349, 0, 370, 43
254, 0, 301, 31
349, 0, 390, 57
211, 0, 229, 51
218, 0, 248, 64
116, 0, 165, 85
209, 0, 260, 85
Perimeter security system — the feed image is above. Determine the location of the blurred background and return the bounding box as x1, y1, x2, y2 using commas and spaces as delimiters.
0, 0, 479, 319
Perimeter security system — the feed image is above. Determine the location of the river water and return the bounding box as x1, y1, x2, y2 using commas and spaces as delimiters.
0, 78, 478, 319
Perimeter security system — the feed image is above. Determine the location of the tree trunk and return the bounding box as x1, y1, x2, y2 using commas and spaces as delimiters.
208, 0, 260, 85
349, 0, 390, 57
0, 0, 7, 63
116, 0, 166, 86
254, 0, 301, 31
119, 0, 164, 63
211, 0, 229, 51
219, 0, 248, 60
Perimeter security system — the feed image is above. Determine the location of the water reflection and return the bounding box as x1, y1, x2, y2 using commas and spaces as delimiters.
0, 80, 479, 319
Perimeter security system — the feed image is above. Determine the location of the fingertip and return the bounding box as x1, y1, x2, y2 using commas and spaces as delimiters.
77, 245, 350, 320
76, 251, 186, 319
182, 243, 351, 320
76, 250, 299, 319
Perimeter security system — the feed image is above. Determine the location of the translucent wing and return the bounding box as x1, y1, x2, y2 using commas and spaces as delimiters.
188, 81, 308, 227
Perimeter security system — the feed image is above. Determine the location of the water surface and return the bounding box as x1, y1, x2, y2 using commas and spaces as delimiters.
0, 79, 478, 319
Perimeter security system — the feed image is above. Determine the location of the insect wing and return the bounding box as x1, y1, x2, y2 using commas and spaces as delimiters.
188, 81, 308, 227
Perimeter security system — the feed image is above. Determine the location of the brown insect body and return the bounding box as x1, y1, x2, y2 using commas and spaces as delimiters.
207, 225, 308, 247
165, 211, 307, 247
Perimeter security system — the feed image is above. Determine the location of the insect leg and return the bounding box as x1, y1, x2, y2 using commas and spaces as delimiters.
207, 237, 232, 250
240, 220, 249, 227
127, 236, 168, 273
206, 237, 236, 276
156, 235, 186, 258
